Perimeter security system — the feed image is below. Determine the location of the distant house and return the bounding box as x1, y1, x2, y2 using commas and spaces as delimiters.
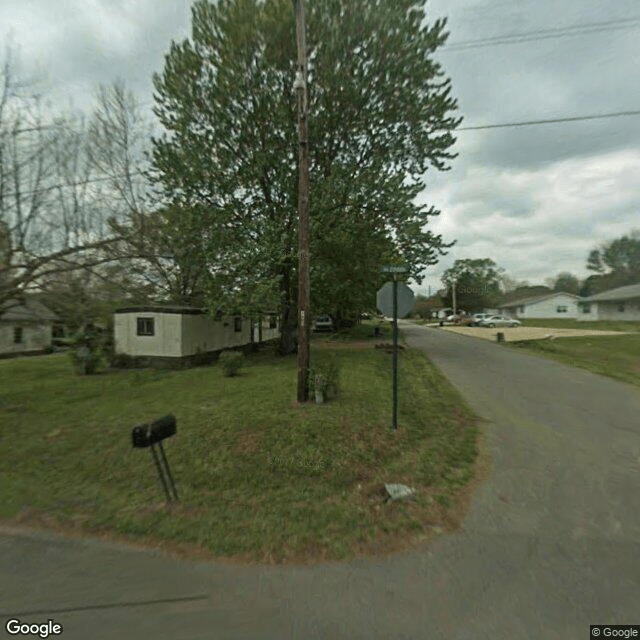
0, 298, 58, 356
499, 292, 581, 319
114, 306, 280, 367
577, 283, 640, 321
432, 307, 453, 319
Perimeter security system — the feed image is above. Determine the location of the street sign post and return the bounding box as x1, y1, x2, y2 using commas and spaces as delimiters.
376, 274, 415, 430
379, 265, 409, 274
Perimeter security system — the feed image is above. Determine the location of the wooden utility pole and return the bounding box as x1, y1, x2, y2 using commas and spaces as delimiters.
293, 0, 310, 402
452, 280, 457, 316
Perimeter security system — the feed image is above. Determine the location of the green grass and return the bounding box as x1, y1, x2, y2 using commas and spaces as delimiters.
0, 326, 480, 564
313, 319, 392, 341
508, 334, 640, 387
518, 318, 640, 332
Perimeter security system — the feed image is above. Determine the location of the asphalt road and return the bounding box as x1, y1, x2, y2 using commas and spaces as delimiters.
2, 323, 639, 639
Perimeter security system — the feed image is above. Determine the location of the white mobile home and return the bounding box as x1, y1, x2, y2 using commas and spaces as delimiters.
0, 298, 58, 356
577, 283, 640, 321
499, 292, 580, 319
114, 306, 280, 367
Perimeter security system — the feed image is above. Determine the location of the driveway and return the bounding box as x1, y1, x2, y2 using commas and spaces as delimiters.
440, 324, 630, 342
1, 323, 639, 639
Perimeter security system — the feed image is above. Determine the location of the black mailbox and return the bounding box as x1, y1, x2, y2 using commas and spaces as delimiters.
131, 414, 178, 502
132, 414, 176, 448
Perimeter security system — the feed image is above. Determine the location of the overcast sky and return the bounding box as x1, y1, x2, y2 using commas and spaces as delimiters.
2, 0, 639, 297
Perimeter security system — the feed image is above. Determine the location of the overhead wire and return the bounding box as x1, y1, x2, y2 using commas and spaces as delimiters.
444, 16, 640, 50
458, 109, 640, 131
1, 15, 639, 195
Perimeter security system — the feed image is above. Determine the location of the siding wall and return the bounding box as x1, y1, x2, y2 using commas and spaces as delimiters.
115, 311, 281, 358
576, 302, 599, 321
503, 294, 580, 319
0, 322, 52, 354
114, 312, 182, 357
583, 300, 640, 321
180, 315, 252, 356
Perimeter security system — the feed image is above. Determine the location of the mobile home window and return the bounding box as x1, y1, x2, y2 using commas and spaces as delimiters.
136, 317, 154, 336
269, 315, 277, 329
518, 306, 524, 313
234, 317, 242, 332
582, 304, 591, 313
556, 306, 567, 313
618, 303, 625, 312
13, 326, 23, 344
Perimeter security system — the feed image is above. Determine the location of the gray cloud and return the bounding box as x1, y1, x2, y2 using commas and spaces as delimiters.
1, 0, 638, 298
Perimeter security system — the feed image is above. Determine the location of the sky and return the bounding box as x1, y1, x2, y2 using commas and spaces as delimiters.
2, 0, 639, 298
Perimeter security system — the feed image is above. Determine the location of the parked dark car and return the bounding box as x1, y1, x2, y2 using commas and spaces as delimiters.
312, 315, 334, 332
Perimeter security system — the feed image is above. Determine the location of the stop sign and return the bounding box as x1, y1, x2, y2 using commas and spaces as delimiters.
376, 282, 415, 318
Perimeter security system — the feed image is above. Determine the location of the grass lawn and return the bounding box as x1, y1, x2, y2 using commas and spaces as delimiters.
518, 318, 640, 332
0, 323, 482, 564
509, 334, 640, 387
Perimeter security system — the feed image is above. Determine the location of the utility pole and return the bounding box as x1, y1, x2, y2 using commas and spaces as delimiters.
452, 280, 457, 316
293, 0, 310, 402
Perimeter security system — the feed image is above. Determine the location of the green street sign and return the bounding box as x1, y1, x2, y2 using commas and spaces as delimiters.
379, 265, 409, 273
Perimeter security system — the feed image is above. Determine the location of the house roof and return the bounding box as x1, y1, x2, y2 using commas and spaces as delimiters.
499, 291, 579, 309
0, 298, 58, 322
581, 283, 640, 302
115, 306, 205, 315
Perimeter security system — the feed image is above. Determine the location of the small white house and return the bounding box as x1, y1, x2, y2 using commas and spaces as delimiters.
114, 306, 280, 367
432, 307, 453, 319
577, 283, 640, 321
499, 292, 581, 319
0, 298, 58, 356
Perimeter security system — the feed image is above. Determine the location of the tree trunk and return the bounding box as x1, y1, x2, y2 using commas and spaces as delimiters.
277, 299, 298, 355
275, 262, 298, 356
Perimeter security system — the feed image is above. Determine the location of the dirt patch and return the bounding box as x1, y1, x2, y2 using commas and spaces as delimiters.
231, 428, 262, 455
441, 326, 630, 342
312, 340, 375, 350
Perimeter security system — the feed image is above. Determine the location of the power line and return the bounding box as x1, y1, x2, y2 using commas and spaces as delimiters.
2, 108, 640, 199
445, 16, 640, 50
458, 109, 640, 131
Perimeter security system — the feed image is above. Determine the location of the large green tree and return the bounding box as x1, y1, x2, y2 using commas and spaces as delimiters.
584, 231, 640, 295
551, 271, 580, 295
441, 258, 504, 312
150, 0, 460, 353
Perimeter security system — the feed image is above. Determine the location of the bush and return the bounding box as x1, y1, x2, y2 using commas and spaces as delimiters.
69, 345, 103, 375
219, 350, 245, 377
308, 358, 340, 399
68, 325, 105, 375
109, 353, 137, 369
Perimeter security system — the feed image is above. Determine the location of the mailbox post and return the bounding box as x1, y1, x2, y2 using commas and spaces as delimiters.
132, 414, 179, 503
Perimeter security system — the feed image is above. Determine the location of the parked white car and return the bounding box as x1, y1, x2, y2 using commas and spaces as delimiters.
470, 313, 492, 326
479, 315, 521, 328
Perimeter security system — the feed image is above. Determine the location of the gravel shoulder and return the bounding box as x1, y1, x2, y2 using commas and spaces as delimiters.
439, 325, 629, 342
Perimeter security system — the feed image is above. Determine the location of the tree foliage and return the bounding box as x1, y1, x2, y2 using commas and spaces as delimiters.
551, 271, 580, 294
149, 0, 461, 351
441, 258, 504, 311
587, 231, 640, 280
585, 231, 640, 291
500, 284, 551, 305
0, 53, 151, 315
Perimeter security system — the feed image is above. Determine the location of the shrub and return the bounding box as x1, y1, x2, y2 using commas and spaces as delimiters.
68, 325, 105, 375
69, 345, 103, 375
219, 350, 245, 377
109, 353, 137, 369
308, 358, 340, 399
